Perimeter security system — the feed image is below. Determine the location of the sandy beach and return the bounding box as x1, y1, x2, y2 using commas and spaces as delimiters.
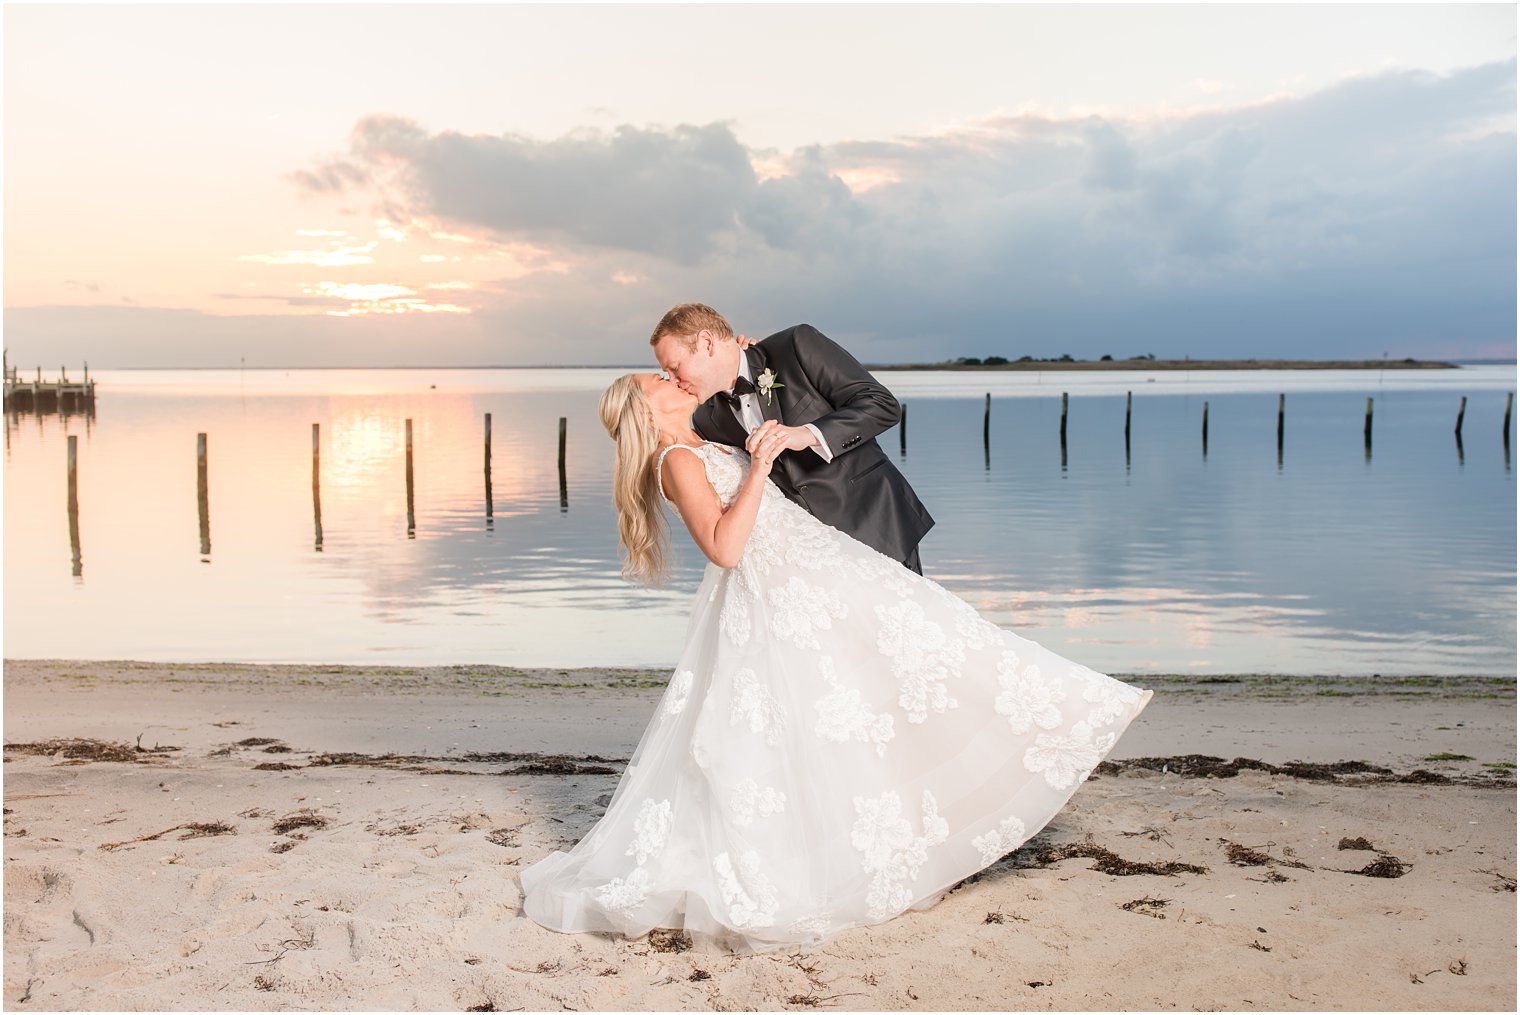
3, 660, 1514, 1011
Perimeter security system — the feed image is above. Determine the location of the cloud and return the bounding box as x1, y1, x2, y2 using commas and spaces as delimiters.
17, 60, 1516, 366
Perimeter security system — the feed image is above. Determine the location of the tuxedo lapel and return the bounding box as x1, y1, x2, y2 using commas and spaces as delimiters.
695, 397, 747, 447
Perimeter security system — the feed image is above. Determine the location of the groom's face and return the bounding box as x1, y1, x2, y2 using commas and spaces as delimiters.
653, 330, 734, 402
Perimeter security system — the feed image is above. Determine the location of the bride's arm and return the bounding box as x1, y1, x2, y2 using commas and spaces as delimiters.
660, 450, 772, 569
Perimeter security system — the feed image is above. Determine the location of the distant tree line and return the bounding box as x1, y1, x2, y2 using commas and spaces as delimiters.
955, 353, 1158, 365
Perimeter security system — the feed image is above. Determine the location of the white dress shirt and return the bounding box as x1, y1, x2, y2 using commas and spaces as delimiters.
729, 355, 833, 462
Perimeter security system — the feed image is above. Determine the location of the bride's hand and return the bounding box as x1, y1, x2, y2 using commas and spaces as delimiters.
734, 333, 756, 350
747, 426, 785, 478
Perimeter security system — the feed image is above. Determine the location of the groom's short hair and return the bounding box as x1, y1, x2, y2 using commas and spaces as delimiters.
650, 303, 733, 347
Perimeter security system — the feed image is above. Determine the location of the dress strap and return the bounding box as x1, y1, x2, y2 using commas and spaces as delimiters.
655, 443, 705, 503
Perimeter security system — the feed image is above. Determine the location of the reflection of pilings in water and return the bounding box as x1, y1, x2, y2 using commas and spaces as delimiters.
67, 435, 82, 577
311, 423, 323, 551
197, 433, 210, 559
1201, 401, 1209, 460
405, 418, 415, 538
1059, 392, 1068, 473
1454, 395, 1467, 437
1364, 397, 1374, 456
484, 412, 494, 528
1276, 393, 1285, 470
558, 416, 568, 512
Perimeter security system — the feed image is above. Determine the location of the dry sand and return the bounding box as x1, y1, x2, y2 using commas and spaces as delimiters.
3, 660, 1514, 1012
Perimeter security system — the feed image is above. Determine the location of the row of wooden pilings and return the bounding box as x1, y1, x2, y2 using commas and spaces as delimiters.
898, 390, 1518, 464
57, 391, 1515, 572
62, 414, 570, 571
318, 413, 569, 548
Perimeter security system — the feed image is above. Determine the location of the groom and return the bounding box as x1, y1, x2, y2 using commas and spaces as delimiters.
649, 303, 933, 574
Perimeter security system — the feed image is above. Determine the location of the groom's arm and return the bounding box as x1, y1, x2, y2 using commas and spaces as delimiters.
785, 324, 901, 456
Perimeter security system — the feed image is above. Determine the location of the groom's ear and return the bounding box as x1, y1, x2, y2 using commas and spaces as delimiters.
697, 329, 715, 356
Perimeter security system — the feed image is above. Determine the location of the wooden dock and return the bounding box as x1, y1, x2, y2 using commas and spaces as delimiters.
2, 353, 97, 414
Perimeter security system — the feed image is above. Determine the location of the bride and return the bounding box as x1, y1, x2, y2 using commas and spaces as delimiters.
519, 372, 1153, 952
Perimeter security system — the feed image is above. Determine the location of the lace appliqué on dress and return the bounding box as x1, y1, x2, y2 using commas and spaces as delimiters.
994, 652, 1067, 734
971, 815, 1029, 866
663, 670, 695, 716
813, 656, 895, 757
874, 599, 965, 723
729, 778, 787, 828
1023, 720, 1118, 790
713, 850, 780, 930
851, 790, 950, 920
730, 669, 786, 745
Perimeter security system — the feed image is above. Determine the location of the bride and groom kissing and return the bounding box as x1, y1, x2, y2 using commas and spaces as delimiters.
519, 302, 1151, 953
647, 302, 933, 575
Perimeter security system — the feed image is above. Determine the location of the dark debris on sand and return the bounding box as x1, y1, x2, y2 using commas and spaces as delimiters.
4, 737, 179, 764
1337, 836, 1376, 851
1337, 853, 1413, 878
272, 809, 328, 835
1094, 754, 1513, 788
100, 820, 237, 851
1221, 839, 1311, 870
648, 929, 693, 953
1120, 896, 1171, 918
304, 749, 625, 777
1011, 834, 1208, 877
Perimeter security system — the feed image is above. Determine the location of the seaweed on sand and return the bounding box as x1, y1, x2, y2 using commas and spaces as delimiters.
1221, 839, 1311, 870
100, 821, 236, 851
5, 738, 174, 764
1337, 853, 1412, 878
1013, 834, 1208, 876
648, 929, 692, 952
272, 809, 328, 835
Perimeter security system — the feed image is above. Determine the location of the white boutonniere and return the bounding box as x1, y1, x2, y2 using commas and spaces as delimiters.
756, 367, 784, 405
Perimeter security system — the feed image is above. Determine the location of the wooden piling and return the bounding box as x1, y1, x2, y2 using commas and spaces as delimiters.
1277, 393, 1285, 447
1060, 392, 1069, 444
558, 416, 568, 511
1505, 392, 1514, 438
899, 403, 907, 456
405, 418, 415, 535
1364, 397, 1374, 448
67, 435, 81, 576
197, 433, 210, 557
1202, 401, 1209, 456
1124, 391, 1132, 443
484, 412, 494, 521
982, 394, 990, 449
1455, 396, 1467, 437
312, 423, 323, 550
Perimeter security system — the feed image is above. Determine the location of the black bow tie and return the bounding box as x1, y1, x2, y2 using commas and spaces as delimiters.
717, 375, 757, 407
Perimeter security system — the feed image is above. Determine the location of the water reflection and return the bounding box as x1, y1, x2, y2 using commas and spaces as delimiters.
3, 367, 1515, 674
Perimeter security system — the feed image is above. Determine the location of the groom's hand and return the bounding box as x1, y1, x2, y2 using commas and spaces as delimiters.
746, 420, 819, 457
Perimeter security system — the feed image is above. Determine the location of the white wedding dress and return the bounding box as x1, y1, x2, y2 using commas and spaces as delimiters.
520, 442, 1152, 952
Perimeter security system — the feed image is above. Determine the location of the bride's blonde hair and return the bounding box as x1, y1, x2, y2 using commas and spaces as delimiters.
598, 375, 669, 584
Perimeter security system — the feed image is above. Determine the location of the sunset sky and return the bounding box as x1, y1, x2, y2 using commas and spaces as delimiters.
4, 2, 1515, 367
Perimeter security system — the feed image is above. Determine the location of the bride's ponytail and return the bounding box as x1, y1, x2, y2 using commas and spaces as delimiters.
598, 376, 669, 584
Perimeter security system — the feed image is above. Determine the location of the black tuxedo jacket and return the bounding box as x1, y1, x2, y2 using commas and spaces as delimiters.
692, 323, 934, 563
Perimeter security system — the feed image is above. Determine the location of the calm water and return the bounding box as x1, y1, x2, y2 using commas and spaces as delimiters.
3, 366, 1515, 675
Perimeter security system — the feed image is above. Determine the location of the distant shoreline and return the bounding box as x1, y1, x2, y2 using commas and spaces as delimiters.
868, 357, 1462, 371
